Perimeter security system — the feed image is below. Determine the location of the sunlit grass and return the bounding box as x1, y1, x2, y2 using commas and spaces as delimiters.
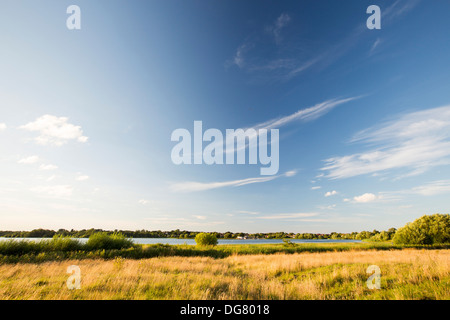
0, 249, 448, 300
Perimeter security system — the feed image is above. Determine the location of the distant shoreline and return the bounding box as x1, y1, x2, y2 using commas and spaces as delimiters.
0, 237, 363, 245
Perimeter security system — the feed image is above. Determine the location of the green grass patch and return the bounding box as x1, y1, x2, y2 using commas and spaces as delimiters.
0, 238, 448, 264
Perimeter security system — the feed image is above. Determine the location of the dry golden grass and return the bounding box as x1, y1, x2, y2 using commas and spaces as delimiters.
0, 249, 448, 300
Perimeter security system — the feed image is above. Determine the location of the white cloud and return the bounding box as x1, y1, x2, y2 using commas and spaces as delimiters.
409, 180, 450, 196
322, 105, 450, 179
369, 38, 382, 54
0, 123, 6, 131
255, 97, 359, 130
257, 212, 318, 220
236, 210, 260, 215
39, 164, 58, 171
170, 175, 278, 193
212, 97, 358, 159
284, 170, 297, 177
193, 215, 207, 220
232, 43, 250, 68
325, 190, 338, 197
138, 199, 149, 205
311, 186, 321, 190
30, 185, 73, 197
318, 204, 336, 210
18, 156, 39, 164
384, 0, 421, 23
76, 175, 90, 181
266, 13, 291, 43
353, 193, 378, 203
20, 115, 88, 146
170, 170, 294, 193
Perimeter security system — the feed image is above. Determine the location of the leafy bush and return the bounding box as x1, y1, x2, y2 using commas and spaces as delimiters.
393, 214, 450, 245
86, 232, 134, 250
47, 235, 83, 251
195, 233, 218, 246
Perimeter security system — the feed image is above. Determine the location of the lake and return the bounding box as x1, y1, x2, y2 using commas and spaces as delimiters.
0, 237, 361, 245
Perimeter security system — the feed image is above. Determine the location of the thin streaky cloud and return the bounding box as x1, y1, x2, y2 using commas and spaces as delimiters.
170, 170, 296, 193
369, 38, 382, 55
405, 180, 450, 196
216, 97, 358, 157
256, 212, 319, 220
348, 180, 450, 204
254, 97, 360, 130
228, 1, 420, 83
266, 13, 291, 44
322, 105, 450, 179
236, 210, 260, 215
383, 0, 421, 24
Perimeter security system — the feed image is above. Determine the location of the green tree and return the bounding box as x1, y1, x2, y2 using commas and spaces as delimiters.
194, 233, 218, 246
393, 214, 450, 245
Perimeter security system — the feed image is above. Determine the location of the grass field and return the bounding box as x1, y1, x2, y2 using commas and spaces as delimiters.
1, 238, 449, 263
0, 249, 448, 300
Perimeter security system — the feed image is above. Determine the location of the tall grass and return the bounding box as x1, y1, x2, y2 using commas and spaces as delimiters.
0, 236, 83, 255
0, 249, 448, 300
85, 232, 134, 250
0, 233, 132, 261
0, 237, 448, 264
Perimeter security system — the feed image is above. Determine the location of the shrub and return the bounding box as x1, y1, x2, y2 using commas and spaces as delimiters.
47, 235, 83, 252
86, 232, 134, 250
195, 233, 218, 246
393, 214, 450, 245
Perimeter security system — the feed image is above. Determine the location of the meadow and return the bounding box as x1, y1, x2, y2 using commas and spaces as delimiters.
0, 248, 448, 300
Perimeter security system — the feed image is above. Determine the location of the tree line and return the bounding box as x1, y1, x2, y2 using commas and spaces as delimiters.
1, 213, 447, 244
0, 227, 396, 241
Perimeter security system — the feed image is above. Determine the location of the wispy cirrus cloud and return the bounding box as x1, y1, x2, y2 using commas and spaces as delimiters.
170, 170, 296, 193
236, 210, 260, 215
265, 13, 291, 44
383, 0, 421, 24
344, 180, 450, 204
254, 97, 360, 130
321, 105, 450, 179
407, 180, 450, 196
256, 212, 318, 220
229, 1, 420, 83
227, 13, 318, 80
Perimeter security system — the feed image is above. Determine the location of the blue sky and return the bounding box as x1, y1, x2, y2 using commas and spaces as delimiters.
0, 0, 449, 233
